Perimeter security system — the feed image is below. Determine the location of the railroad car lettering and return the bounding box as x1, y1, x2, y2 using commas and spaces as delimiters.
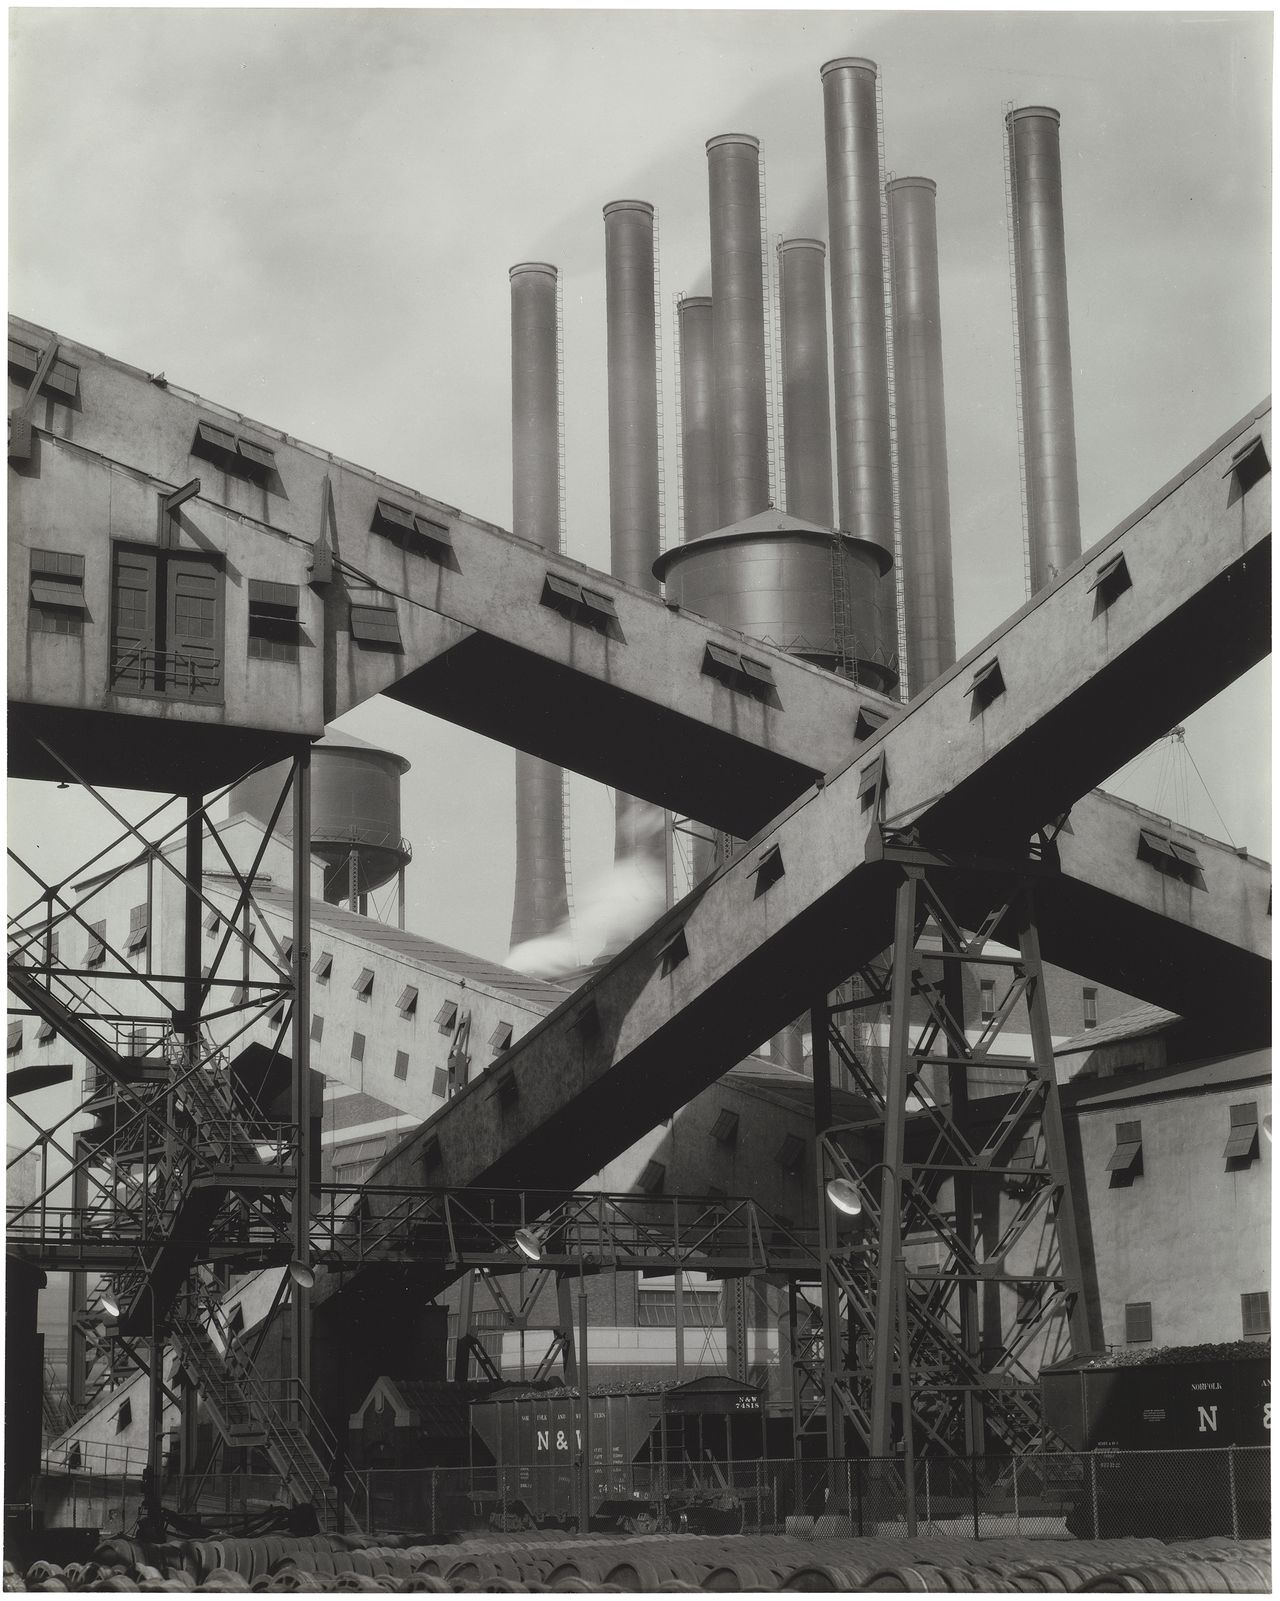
537, 1430, 549, 1450
1197, 1405, 1219, 1433
1264, 1403, 1272, 1430
555, 1430, 568, 1450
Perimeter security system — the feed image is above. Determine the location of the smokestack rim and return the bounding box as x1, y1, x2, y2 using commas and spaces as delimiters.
820, 55, 878, 80
1006, 105, 1062, 127
678, 294, 713, 310
509, 261, 559, 281
705, 131, 761, 154
886, 176, 937, 195
603, 198, 656, 219
777, 237, 827, 256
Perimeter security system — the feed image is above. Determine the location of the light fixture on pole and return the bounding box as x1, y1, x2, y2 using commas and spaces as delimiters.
513, 1226, 544, 1263
288, 1259, 316, 1290
99, 1290, 121, 1319
826, 1176, 864, 1217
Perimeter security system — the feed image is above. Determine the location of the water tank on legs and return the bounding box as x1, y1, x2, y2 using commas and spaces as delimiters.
229, 731, 412, 914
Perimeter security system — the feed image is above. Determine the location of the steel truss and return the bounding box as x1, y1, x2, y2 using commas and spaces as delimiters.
811, 829, 1091, 1462
6, 737, 316, 1526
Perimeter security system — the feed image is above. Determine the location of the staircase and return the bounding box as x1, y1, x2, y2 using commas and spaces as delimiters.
170, 1294, 362, 1533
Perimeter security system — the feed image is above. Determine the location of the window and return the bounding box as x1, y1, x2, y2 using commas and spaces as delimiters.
1082, 987, 1098, 1029
247, 580, 302, 663
397, 985, 419, 1018
541, 572, 622, 637
1007, 1135, 1038, 1195
8, 337, 79, 399
776, 1133, 805, 1173
191, 419, 277, 482
637, 1160, 666, 1194
1136, 828, 1204, 888
702, 640, 777, 701
1224, 1102, 1260, 1166
968, 658, 1005, 714
371, 499, 454, 563
349, 589, 403, 651
111, 547, 223, 702
979, 979, 996, 1022
1225, 435, 1270, 496
7, 1022, 22, 1056
1107, 1119, 1143, 1178
1087, 551, 1132, 608
85, 920, 106, 968
489, 1021, 513, 1053
636, 1275, 722, 1328
1241, 1291, 1270, 1339
126, 903, 148, 953
353, 968, 374, 1001
29, 549, 88, 636
313, 951, 333, 983
115, 1398, 133, 1433
394, 1050, 410, 1082
203, 910, 221, 936
753, 844, 784, 898
435, 1000, 458, 1033
1124, 1302, 1153, 1344
432, 1064, 450, 1099
351, 1031, 366, 1063
310, 1014, 324, 1044
331, 1135, 387, 1186
658, 929, 689, 976
36, 1019, 55, 1045
710, 1108, 739, 1145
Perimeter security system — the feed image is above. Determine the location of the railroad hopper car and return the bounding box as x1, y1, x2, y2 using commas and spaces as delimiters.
469, 1375, 767, 1533
1040, 1347, 1270, 1537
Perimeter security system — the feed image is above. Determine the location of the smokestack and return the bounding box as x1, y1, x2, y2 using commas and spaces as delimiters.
509, 262, 569, 951
887, 177, 956, 694
604, 200, 668, 892
707, 134, 770, 527
677, 295, 718, 541
777, 238, 834, 527
821, 57, 899, 680
1006, 106, 1081, 591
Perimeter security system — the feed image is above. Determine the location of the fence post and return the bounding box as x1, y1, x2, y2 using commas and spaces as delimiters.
924, 1455, 931, 1531
1228, 1446, 1240, 1540
971, 1455, 980, 1540
1088, 1452, 1099, 1541
855, 1457, 863, 1536
1012, 1454, 1020, 1536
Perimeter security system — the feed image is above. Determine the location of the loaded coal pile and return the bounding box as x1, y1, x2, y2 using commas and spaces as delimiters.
2, 1531, 1272, 1591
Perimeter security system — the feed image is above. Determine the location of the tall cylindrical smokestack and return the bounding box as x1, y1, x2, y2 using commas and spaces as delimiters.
677, 295, 717, 541
1006, 106, 1081, 591
509, 262, 569, 951
707, 134, 770, 527
887, 177, 956, 694
605, 201, 661, 591
777, 238, 834, 527
604, 200, 668, 893
822, 57, 898, 679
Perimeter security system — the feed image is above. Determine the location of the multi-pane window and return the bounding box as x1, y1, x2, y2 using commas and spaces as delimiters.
1124, 1302, 1153, 1344
29, 549, 88, 636
247, 580, 302, 663
313, 951, 333, 984
111, 547, 223, 702
353, 969, 374, 1001
394, 1050, 410, 1082
85, 920, 107, 968
330, 1135, 387, 1186
7, 1022, 22, 1056
1083, 987, 1098, 1029
1242, 1291, 1270, 1338
126, 904, 148, 953
636, 1274, 723, 1328
979, 979, 996, 1022
310, 1014, 324, 1043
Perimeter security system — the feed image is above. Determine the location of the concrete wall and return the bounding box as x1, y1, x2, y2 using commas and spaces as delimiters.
1065, 1061, 1270, 1350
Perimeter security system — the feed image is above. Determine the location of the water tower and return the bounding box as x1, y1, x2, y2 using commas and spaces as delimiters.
229, 730, 412, 923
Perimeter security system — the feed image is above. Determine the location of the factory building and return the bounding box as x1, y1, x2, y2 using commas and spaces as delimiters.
6, 36, 1269, 1543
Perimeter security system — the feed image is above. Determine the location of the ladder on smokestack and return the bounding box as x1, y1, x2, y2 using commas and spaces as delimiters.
829, 535, 859, 684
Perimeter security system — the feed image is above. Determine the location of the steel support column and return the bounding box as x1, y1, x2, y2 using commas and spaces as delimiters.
291, 749, 313, 1415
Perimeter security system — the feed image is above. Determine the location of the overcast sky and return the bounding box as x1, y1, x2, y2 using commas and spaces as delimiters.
8, 7, 1272, 963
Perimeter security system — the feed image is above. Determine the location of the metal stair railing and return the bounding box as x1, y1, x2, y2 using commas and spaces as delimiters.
170, 1290, 362, 1532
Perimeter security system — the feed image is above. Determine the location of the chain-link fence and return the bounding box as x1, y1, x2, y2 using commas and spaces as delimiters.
344, 1448, 1269, 1542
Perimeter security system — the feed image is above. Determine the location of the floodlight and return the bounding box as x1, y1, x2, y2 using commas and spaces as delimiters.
826, 1177, 864, 1217
513, 1227, 544, 1263
100, 1291, 121, 1319
288, 1259, 316, 1289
